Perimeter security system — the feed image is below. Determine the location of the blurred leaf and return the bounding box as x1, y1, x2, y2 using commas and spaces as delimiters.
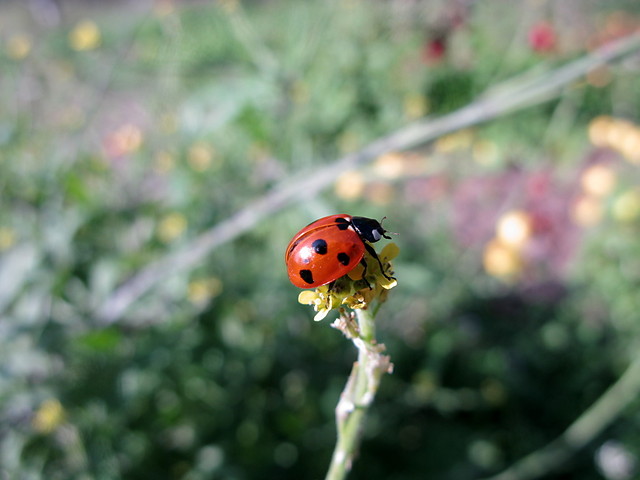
0, 244, 40, 312
75, 328, 122, 353
181, 75, 276, 134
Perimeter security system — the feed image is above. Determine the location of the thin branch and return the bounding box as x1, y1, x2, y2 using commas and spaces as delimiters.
325, 308, 392, 480
480, 352, 640, 480
95, 32, 640, 324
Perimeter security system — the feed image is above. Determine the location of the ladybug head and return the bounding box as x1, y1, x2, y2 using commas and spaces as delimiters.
351, 216, 393, 243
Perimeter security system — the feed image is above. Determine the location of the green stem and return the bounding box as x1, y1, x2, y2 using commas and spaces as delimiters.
325, 308, 391, 480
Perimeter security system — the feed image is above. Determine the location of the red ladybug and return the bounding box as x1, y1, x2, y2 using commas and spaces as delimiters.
285, 214, 394, 288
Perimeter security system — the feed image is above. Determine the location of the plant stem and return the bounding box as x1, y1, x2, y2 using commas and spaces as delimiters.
325, 308, 392, 480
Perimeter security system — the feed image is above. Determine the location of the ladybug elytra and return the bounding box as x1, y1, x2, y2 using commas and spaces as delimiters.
285, 214, 394, 288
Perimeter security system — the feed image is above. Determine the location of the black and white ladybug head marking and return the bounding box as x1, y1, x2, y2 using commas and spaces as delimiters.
349, 216, 391, 243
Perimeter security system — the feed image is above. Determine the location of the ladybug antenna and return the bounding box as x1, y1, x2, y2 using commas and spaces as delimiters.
380, 217, 399, 238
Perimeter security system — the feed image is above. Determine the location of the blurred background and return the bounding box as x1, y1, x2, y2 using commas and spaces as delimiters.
2, 0, 640, 479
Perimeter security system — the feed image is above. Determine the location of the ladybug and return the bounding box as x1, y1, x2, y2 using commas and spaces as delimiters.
285, 214, 394, 288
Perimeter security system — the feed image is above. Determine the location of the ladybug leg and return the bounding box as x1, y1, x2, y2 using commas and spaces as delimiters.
359, 256, 373, 289
364, 243, 396, 282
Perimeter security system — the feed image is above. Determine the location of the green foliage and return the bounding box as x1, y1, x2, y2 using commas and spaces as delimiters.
2, 1, 640, 480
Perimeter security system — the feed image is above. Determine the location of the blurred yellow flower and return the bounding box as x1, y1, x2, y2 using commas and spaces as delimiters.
580, 164, 616, 197
188, 142, 217, 172
612, 190, 640, 223
588, 116, 614, 147
69, 20, 101, 51
483, 238, 523, 279
334, 170, 365, 200
403, 93, 429, 119
496, 210, 531, 250
472, 139, 500, 167
435, 130, 473, 153
32, 399, 65, 434
188, 277, 223, 305
571, 195, 603, 227
6, 33, 32, 59
157, 213, 187, 242
588, 116, 640, 164
619, 130, 640, 164
0, 227, 16, 250
374, 152, 405, 179
605, 121, 636, 153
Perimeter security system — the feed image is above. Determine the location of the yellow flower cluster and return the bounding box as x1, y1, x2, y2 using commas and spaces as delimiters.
69, 20, 101, 51
6, 34, 32, 59
157, 212, 187, 243
588, 116, 640, 164
572, 163, 617, 227
188, 277, 223, 306
32, 399, 65, 434
298, 243, 399, 321
483, 210, 532, 279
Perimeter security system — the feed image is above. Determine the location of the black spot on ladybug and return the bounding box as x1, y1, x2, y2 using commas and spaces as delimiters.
334, 217, 350, 230
312, 239, 328, 255
337, 252, 351, 266
300, 269, 314, 284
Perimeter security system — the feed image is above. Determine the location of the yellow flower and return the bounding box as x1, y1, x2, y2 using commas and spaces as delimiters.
571, 195, 603, 227
6, 34, 32, 59
472, 139, 500, 167
0, 227, 16, 250
483, 238, 523, 279
496, 210, 532, 250
580, 164, 616, 197
403, 93, 429, 119
297, 243, 399, 320
374, 152, 406, 180
32, 399, 65, 434
298, 286, 334, 321
157, 213, 187, 242
334, 170, 365, 200
588, 116, 614, 147
377, 243, 399, 288
188, 277, 223, 305
435, 130, 474, 153
69, 20, 101, 51
612, 190, 640, 223
188, 142, 217, 172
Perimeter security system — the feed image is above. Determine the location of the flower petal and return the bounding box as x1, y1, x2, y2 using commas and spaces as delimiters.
298, 291, 317, 305
381, 242, 400, 261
